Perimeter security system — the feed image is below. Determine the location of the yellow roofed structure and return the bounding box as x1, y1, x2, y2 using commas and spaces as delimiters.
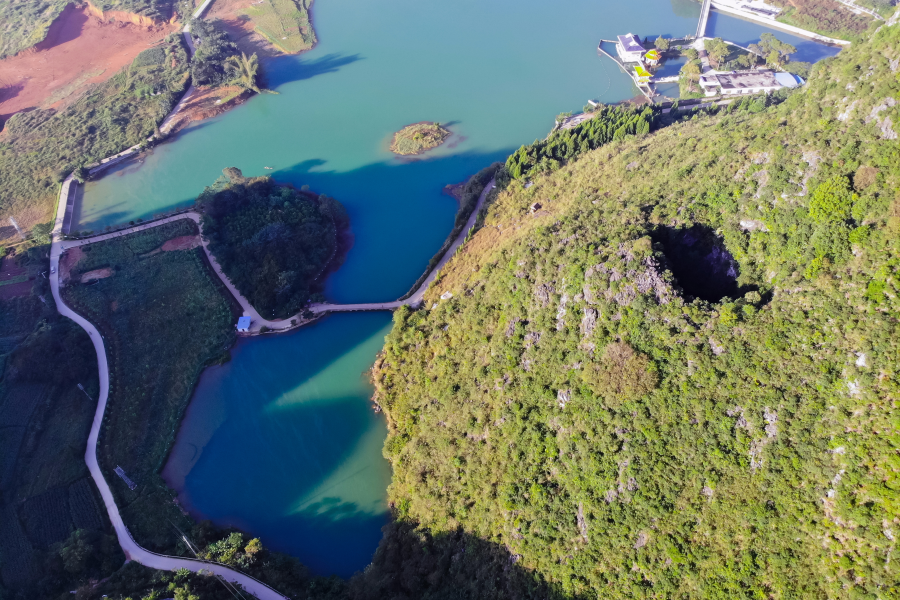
634, 65, 652, 82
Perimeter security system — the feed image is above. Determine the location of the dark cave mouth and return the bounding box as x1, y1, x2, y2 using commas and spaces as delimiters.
652, 225, 751, 303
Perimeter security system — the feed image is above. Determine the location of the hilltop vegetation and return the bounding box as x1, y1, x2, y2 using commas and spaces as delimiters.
199, 168, 349, 318
0, 0, 68, 58
373, 19, 900, 600
0, 0, 178, 59
0, 33, 190, 235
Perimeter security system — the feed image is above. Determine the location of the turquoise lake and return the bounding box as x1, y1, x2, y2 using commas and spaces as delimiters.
85, 0, 848, 578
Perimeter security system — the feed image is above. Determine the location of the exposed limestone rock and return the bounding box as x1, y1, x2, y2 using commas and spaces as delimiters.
534, 283, 554, 307
581, 308, 598, 338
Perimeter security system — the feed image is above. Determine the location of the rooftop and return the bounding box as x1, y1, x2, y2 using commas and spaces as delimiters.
617, 33, 645, 54
237, 316, 252, 329
701, 70, 781, 90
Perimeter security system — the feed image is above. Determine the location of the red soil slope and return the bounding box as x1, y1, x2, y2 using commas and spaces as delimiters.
0, 3, 177, 123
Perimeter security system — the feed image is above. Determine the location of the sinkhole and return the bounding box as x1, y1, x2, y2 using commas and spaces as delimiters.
652, 224, 750, 303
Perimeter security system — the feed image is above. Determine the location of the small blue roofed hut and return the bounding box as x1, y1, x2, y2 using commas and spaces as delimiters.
237, 316, 252, 332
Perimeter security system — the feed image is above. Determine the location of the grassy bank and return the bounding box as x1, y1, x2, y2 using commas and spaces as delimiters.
242, 0, 317, 54
61, 220, 239, 551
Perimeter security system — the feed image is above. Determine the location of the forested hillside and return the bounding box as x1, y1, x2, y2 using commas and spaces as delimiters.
373, 19, 900, 600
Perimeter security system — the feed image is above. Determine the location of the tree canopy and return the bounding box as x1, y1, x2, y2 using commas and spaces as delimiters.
199, 168, 350, 318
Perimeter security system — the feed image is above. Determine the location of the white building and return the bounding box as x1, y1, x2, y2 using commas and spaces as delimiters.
699, 70, 801, 96
237, 316, 252, 332
616, 33, 646, 63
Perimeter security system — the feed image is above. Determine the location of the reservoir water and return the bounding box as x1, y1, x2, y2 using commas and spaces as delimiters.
93, 0, 844, 578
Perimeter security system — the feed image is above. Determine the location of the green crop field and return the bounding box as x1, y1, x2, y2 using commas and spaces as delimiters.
61, 219, 240, 552
0, 252, 120, 597
242, 0, 317, 54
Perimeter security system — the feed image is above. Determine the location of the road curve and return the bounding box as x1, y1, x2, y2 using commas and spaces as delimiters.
49, 182, 290, 600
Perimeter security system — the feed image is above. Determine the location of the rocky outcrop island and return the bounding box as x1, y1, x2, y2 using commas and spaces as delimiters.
389, 122, 451, 155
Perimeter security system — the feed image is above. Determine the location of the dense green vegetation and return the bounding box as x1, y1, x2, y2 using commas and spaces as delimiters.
0, 33, 190, 234
769, 0, 874, 39
0, 251, 122, 600
0, 0, 68, 58
61, 220, 239, 553
390, 122, 451, 156
189, 18, 240, 87
373, 21, 900, 600
506, 105, 656, 181
199, 168, 349, 318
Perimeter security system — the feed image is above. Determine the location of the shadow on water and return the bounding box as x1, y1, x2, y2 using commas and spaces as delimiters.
653, 224, 752, 302
265, 53, 365, 90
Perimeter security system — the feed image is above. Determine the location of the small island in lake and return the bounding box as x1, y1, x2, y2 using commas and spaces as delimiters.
390, 122, 451, 155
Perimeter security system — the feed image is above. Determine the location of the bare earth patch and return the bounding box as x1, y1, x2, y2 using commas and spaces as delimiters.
162, 85, 248, 133
160, 235, 201, 251
0, 4, 177, 122
58, 245, 85, 284
81, 267, 113, 283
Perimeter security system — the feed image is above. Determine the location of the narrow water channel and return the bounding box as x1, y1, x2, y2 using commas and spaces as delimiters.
89, 0, 843, 577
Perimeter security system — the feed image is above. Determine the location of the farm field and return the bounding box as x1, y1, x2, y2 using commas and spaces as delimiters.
60, 219, 240, 552
215, 0, 317, 55
0, 256, 32, 299
0, 280, 120, 597
0, 32, 190, 240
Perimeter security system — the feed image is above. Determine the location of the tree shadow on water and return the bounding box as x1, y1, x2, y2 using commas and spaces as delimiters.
266, 53, 365, 90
